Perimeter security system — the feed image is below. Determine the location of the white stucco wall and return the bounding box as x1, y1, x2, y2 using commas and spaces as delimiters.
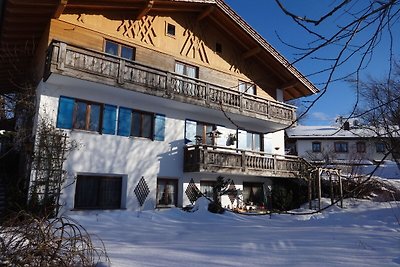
34, 75, 282, 213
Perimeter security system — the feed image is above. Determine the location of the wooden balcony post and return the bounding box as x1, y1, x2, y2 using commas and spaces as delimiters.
57, 42, 67, 70
166, 72, 172, 97
239, 94, 243, 112
205, 83, 210, 104
118, 59, 125, 84
202, 145, 208, 170
241, 150, 247, 172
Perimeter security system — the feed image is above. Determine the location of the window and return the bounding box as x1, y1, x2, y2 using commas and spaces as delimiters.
104, 40, 135, 60
175, 61, 198, 78
74, 175, 122, 209
57, 97, 118, 134
166, 23, 176, 36
131, 110, 153, 139
376, 142, 385, 153
242, 182, 265, 206
73, 100, 102, 132
185, 120, 216, 145
156, 178, 178, 207
238, 130, 263, 152
312, 142, 321, 152
356, 142, 366, 153
239, 81, 256, 95
117, 107, 165, 141
200, 181, 216, 199
334, 142, 348, 153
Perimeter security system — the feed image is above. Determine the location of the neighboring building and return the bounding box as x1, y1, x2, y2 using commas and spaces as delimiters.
286, 122, 396, 166
0, 0, 318, 213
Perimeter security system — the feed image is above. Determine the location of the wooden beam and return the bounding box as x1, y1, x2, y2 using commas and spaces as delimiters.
241, 47, 262, 60
54, 0, 68, 18
136, 0, 154, 20
196, 6, 215, 22
279, 80, 298, 90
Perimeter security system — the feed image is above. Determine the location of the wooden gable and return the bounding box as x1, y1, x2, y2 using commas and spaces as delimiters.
0, 0, 318, 100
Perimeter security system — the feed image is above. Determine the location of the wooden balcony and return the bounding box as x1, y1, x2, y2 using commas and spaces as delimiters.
45, 41, 296, 126
184, 145, 309, 178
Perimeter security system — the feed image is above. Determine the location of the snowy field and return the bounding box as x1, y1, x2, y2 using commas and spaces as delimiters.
71, 197, 400, 267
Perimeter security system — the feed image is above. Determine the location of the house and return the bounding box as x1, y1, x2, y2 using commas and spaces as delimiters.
0, 0, 319, 213
285, 121, 397, 167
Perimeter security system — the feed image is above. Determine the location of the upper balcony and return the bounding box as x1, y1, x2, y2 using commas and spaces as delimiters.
45, 41, 296, 127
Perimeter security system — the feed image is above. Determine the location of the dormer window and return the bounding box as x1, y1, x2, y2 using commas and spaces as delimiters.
166, 23, 176, 37
104, 40, 135, 61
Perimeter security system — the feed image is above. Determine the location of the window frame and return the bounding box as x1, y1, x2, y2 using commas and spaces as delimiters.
74, 175, 122, 210
356, 141, 366, 153
104, 39, 136, 61
312, 142, 322, 153
334, 142, 349, 153
238, 80, 256, 95
200, 181, 216, 199
166, 23, 176, 37
72, 99, 103, 132
238, 129, 264, 152
131, 109, 154, 139
376, 142, 385, 153
156, 178, 178, 208
175, 61, 199, 78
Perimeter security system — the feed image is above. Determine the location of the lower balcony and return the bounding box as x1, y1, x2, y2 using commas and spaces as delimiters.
184, 145, 308, 178
45, 41, 296, 128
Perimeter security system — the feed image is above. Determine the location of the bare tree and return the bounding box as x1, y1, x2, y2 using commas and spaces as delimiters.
351, 60, 400, 162
274, 0, 400, 122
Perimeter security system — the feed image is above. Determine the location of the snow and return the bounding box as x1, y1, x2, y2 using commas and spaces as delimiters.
355, 162, 400, 179
69, 197, 400, 267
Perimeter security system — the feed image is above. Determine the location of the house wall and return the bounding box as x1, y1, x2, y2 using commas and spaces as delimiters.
295, 139, 392, 163
34, 75, 275, 213
47, 12, 280, 101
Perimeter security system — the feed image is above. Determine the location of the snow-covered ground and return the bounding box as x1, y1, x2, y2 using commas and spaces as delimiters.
71, 197, 400, 267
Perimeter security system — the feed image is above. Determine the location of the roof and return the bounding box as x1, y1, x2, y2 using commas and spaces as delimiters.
0, 0, 319, 98
286, 125, 380, 139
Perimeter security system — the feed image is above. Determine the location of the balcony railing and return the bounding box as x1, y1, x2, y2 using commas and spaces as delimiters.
45, 41, 296, 125
184, 145, 310, 178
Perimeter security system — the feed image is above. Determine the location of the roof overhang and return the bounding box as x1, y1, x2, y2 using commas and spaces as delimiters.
0, 0, 319, 98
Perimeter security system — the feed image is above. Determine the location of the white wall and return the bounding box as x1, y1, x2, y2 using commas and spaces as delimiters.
296, 139, 391, 163
34, 75, 286, 213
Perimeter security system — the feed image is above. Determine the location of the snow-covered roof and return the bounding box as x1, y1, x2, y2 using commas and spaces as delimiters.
286, 125, 380, 139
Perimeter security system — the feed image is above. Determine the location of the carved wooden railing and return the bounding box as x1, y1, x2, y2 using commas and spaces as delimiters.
184, 145, 309, 178
45, 41, 296, 124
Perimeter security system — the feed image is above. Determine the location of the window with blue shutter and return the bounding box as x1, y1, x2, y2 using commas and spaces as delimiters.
117, 107, 132, 136
56, 96, 74, 129
154, 114, 166, 141
102, 105, 117, 135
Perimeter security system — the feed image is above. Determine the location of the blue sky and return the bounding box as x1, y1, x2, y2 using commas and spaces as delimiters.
225, 0, 399, 126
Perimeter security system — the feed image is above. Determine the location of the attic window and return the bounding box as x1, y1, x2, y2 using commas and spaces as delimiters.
167, 23, 176, 37
216, 43, 222, 53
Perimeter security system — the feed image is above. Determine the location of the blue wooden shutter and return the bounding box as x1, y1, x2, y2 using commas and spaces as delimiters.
154, 114, 166, 141
56, 96, 74, 129
102, 104, 117, 135
117, 107, 132, 136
